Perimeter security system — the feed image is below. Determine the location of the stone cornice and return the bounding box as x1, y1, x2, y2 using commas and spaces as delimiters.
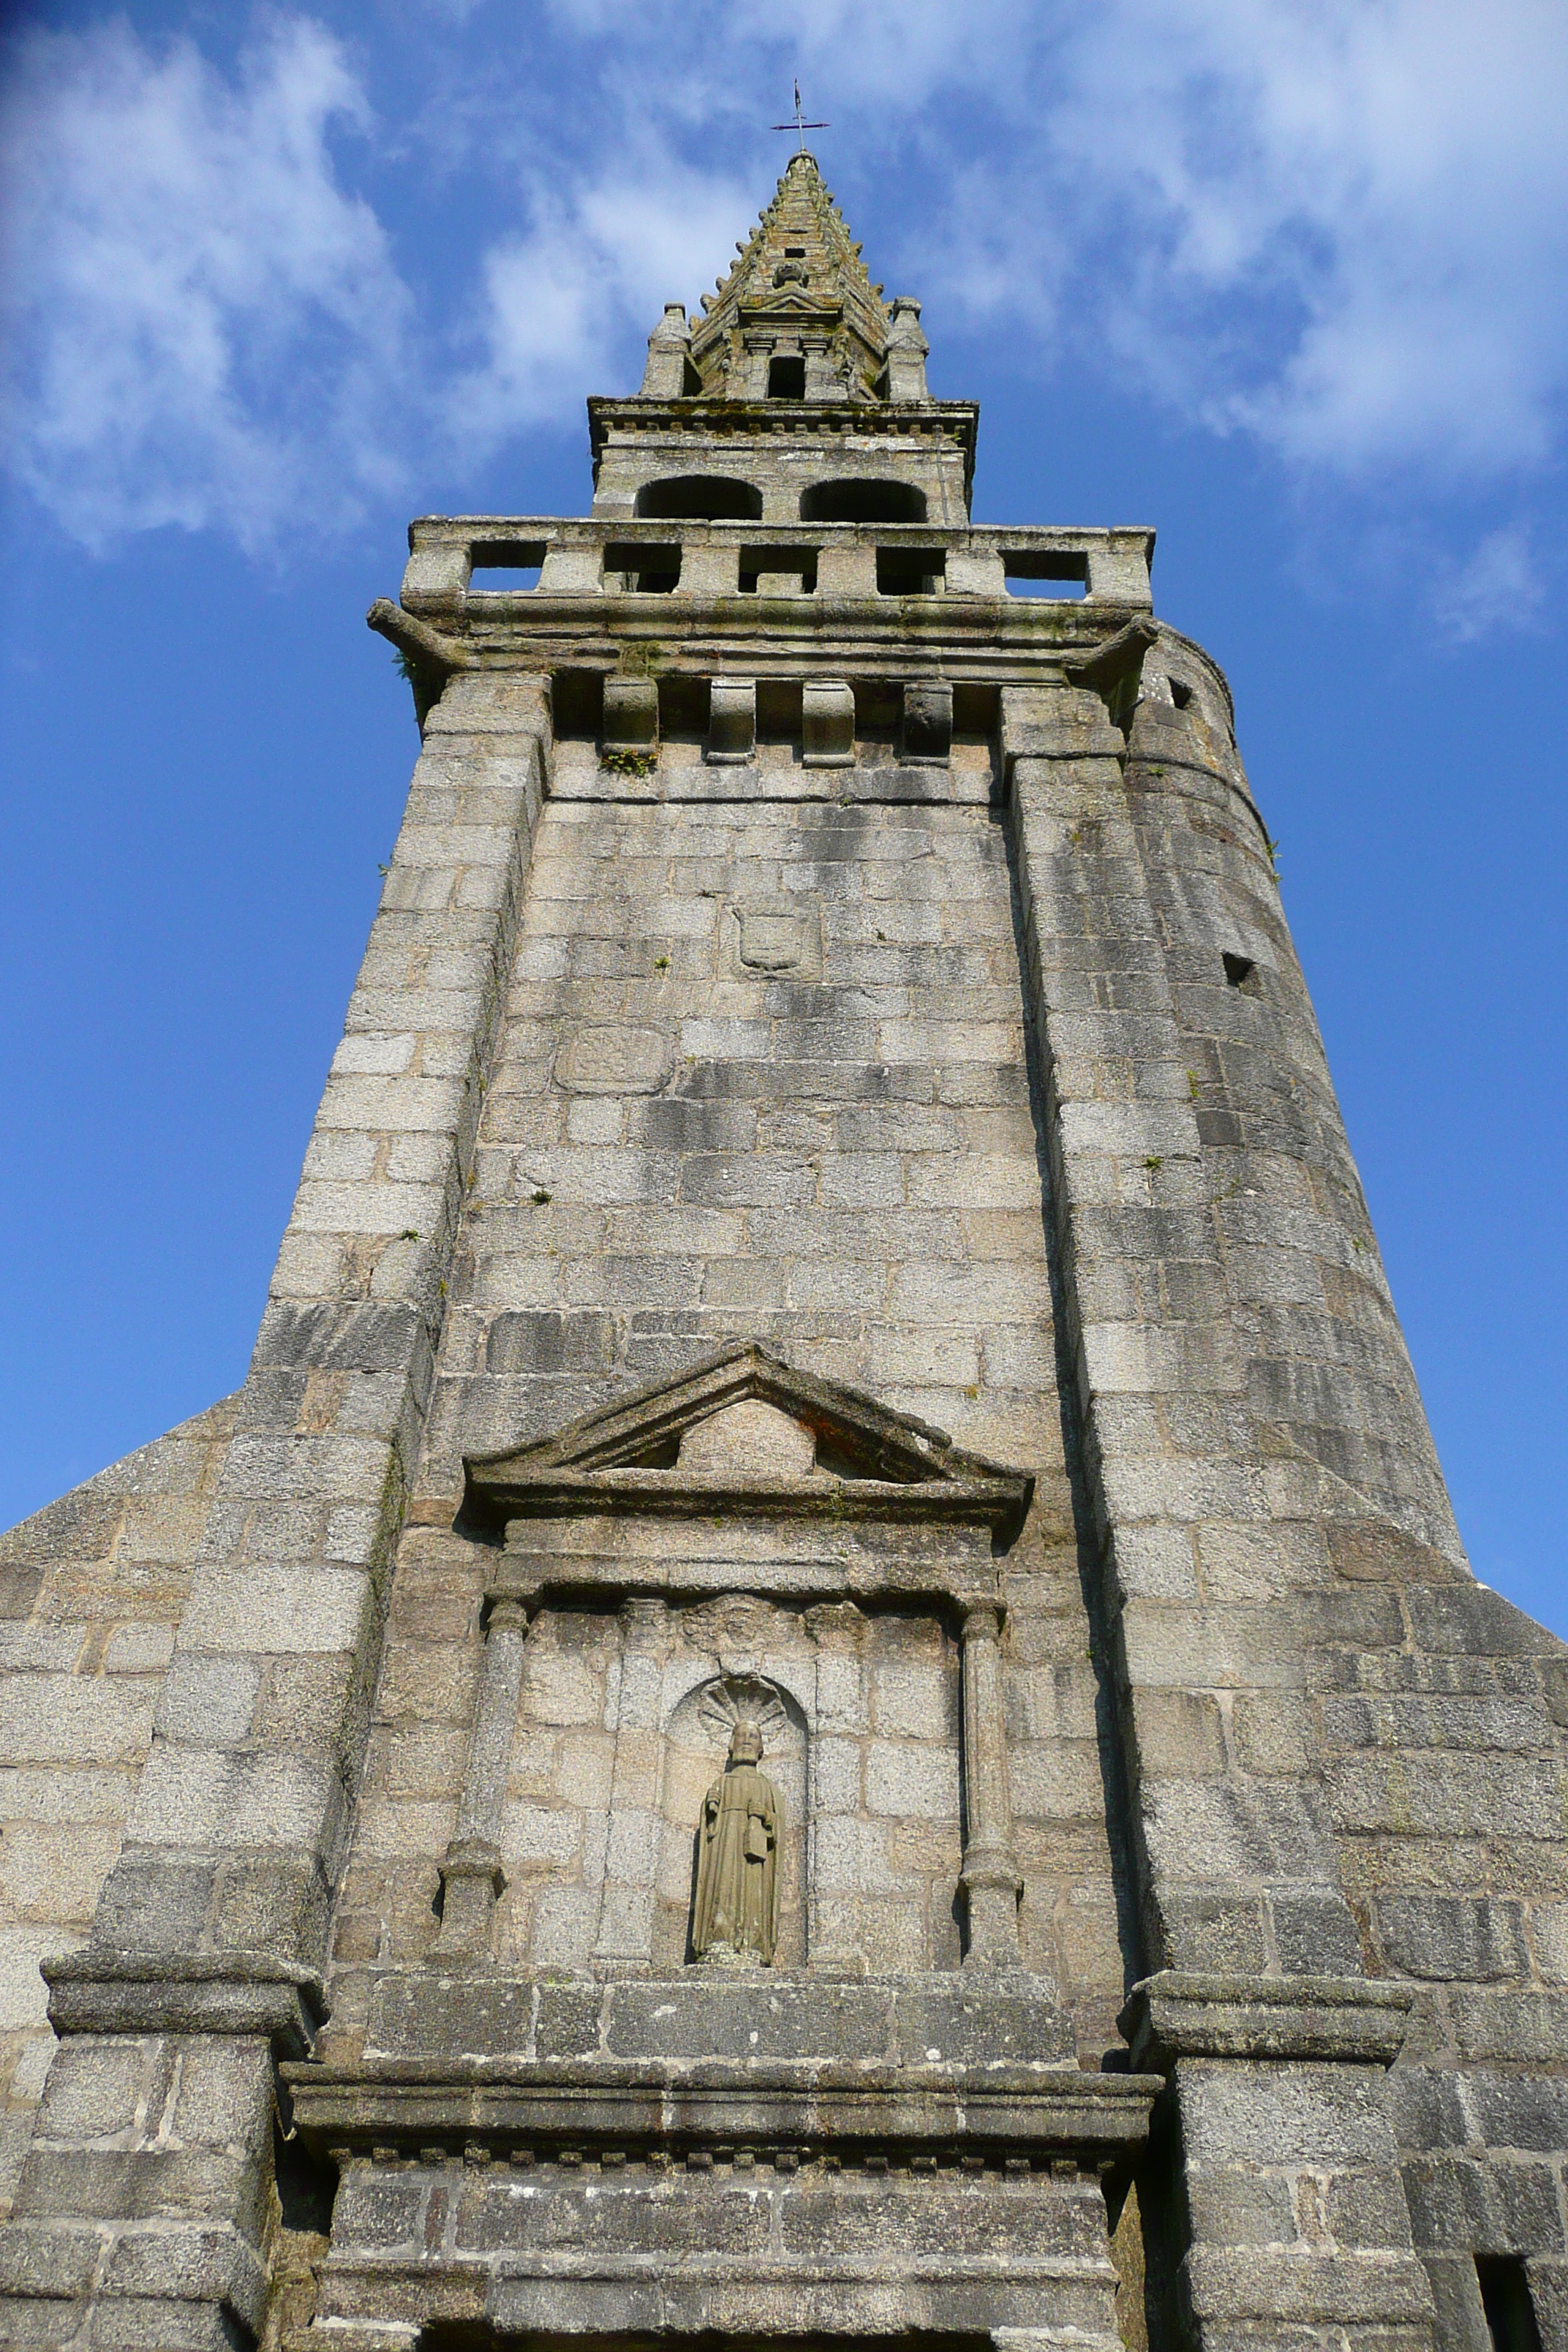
1120, 1971, 1417, 2072
588, 396, 978, 462
452, 604, 1150, 677
284, 2059, 1158, 2168
288, 1970, 1156, 2164
45, 1948, 327, 2056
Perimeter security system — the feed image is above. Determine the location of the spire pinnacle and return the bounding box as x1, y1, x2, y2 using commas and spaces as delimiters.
688, 148, 896, 401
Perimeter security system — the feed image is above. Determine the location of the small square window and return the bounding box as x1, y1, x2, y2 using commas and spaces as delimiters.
603, 543, 681, 594
877, 549, 945, 596
470, 538, 546, 592
739, 547, 818, 595
1003, 550, 1089, 599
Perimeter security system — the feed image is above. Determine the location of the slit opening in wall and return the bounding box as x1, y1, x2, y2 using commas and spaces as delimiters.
1222, 953, 1256, 988
470, 538, 547, 592
1477, 2256, 1544, 2352
1169, 678, 1194, 709
271, 2114, 337, 2239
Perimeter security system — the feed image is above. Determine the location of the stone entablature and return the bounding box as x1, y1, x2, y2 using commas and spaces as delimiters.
284, 1973, 1157, 2351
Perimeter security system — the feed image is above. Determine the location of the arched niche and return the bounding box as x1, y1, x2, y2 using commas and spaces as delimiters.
655, 1670, 807, 1972
634, 475, 763, 521
799, 478, 928, 524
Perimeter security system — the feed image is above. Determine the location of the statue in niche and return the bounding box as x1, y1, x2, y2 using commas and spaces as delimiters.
691, 1719, 780, 1966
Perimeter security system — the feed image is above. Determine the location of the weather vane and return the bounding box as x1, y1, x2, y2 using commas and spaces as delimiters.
772, 80, 829, 152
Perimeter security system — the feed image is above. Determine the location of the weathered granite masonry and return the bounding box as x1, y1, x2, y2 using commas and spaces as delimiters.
1, 148, 1564, 2352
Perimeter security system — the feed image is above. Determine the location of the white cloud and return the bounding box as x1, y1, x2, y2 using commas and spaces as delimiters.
1432, 525, 1545, 642
1042, 0, 1568, 479
0, 16, 412, 549
449, 162, 749, 448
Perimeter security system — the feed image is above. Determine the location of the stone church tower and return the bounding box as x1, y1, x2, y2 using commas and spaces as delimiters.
1, 151, 1564, 2352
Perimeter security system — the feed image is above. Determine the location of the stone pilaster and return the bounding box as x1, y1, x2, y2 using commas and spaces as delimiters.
958, 1602, 1023, 1966
435, 1594, 529, 1954
1124, 1974, 1434, 2351
592, 1595, 669, 1971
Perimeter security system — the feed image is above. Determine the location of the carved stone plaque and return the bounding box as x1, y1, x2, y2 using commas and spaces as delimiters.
723, 900, 822, 982
554, 1025, 673, 1094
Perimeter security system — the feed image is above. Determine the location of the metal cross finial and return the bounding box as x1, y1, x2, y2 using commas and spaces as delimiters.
771, 80, 829, 151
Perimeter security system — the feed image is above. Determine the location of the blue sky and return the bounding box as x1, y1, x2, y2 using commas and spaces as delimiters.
1, 0, 1565, 1635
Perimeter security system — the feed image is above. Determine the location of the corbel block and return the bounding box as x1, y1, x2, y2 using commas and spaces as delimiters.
706, 679, 757, 765
802, 679, 856, 767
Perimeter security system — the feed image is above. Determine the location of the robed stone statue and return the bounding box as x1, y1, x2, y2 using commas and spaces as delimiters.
691, 1719, 780, 1965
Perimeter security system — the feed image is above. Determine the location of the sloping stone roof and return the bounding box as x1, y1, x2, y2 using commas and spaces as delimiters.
690, 149, 892, 395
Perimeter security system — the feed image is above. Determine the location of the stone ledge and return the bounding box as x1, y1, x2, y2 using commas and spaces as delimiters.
310, 2253, 1126, 2351
1120, 1970, 1415, 2071
43, 1948, 327, 2057
284, 2059, 1158, 2166
549, 761, 994, 809
289, 1970, 1155, 2166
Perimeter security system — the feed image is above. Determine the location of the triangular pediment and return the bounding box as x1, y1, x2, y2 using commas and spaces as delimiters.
464, 1341, 1031, 1538
737, 289, 843, 323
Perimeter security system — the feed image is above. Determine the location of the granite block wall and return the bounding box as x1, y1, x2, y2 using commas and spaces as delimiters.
0, 1398, 236, 2215
321, 787, 1131, 2070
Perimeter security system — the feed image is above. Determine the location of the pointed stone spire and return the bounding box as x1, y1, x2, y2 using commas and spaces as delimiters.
592, 155, 971, 516
688, 151, 908, 402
